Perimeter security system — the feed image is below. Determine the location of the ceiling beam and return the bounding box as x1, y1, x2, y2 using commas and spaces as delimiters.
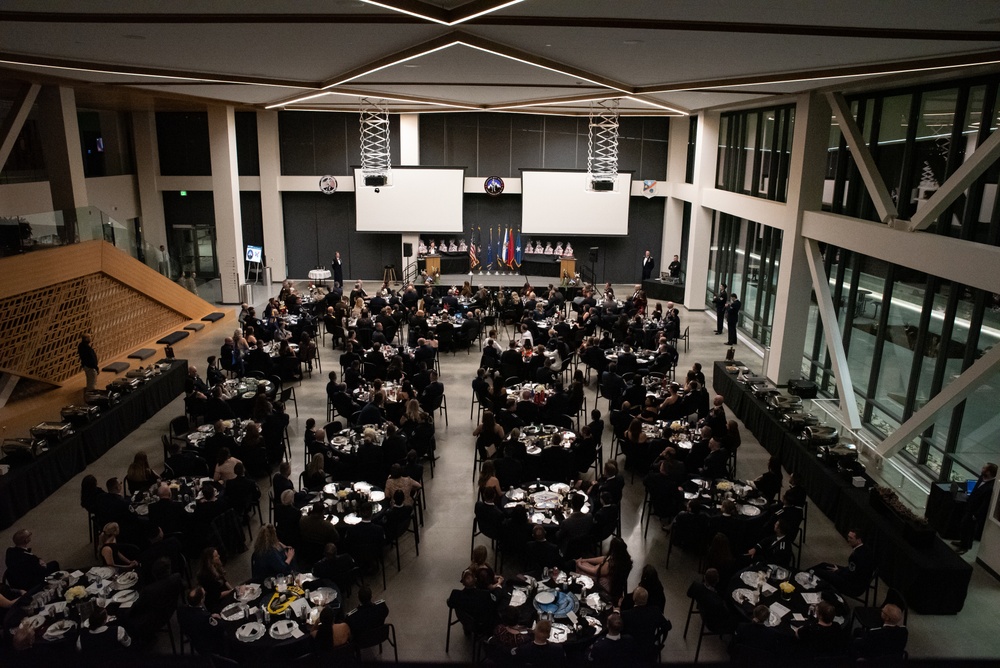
0, 82, 40, 172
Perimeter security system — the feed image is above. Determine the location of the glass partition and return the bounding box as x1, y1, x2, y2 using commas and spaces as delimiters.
0, 206, 136, 259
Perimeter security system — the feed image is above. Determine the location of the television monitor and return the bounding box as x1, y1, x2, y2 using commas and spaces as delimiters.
246, 245, 263, 263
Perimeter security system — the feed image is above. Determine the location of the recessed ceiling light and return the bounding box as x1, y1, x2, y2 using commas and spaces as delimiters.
403, 64, 420, 68
623, 40, 642, 45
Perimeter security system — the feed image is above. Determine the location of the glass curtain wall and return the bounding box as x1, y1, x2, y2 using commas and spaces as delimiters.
806, 74, 1000, 482
706, 212, 783, 346
716, 104, 795, 202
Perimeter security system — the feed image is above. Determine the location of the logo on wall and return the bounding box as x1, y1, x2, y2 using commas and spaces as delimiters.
642, 180, 657, 198
319, 175, 338, 195
484, 176, 505, 196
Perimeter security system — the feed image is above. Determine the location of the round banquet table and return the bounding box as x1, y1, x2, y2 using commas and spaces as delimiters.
725, 565, 849, 638
501, 481, 591, 530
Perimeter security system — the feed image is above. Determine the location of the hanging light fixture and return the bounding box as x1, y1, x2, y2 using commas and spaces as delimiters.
587, 98, 620, 191
359, 97, 391, 187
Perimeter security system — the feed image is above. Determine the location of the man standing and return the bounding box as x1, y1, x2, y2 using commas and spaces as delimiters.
712, 284, 728, 335
156, 244, 170, 277
641, 250, 655, 281
953, 462, 997, 554
725, 293, 741, 345
78, 332, 99, 392
668, 254, 682, 279
331, 251, 344, 288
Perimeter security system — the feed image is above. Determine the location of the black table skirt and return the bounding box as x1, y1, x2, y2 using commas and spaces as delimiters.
925, 482, 966, 540
421, 252, 469, 275
712, 361, 973, 615
0, 360, 187, 530
642, 279, 685, 305
520, 254, 562, 277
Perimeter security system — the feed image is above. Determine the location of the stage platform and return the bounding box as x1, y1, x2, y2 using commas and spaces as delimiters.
436, 273, 572, 289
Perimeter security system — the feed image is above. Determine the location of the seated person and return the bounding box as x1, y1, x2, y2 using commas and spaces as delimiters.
511, 618, 566, 664
746, 519, 792, 569
808, 528, 874, 598
346, 585, 389, 636
795, 601, 847, 659
620, 586, 670, 660
730, 604, 781, 660
177, 586, 225, 656
4, 530, 58, 591
852, 603, 908, 660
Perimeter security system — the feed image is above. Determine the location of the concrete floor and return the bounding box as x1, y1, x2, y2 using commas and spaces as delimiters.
2, 281, 999, 663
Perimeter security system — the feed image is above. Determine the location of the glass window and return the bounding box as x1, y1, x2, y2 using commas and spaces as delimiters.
716, 104, 794, 202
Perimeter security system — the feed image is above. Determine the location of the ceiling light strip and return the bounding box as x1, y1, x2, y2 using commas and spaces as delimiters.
359, 0, 526, 27
459, 41, 630, 93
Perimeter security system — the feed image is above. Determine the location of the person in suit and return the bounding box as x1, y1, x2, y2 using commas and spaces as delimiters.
747, 519, 792, 568
619, 586, 670, 660
475, 487, 507, 542
852, 603, 908, 660
313, 542, 357, 596
729, 604, 781, 661
147, 483, 186, 536
225, 463, 261, 520
346, 585, 389, 637
419, 370, 445, 414
712, 284, 728, 335
686, 569, 736, 635
127, 557, 185, 649
699, 438, 729, 480
511, 618, 566, 666
177, 586, 225, 656
954, 462, 997, 554
725, 293, 741, 345
795, 601, 847, 659
588, 612, 640, 663
331, 251, 344, 287
524, 525, 561, 574
556, 493, 593, 558
4, 530, 58, 590
641, 250, 655, 281
810, 528, 874, 597
667, 254, 682, 278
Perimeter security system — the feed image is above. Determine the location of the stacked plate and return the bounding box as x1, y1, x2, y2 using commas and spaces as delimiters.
111, 589, 139, 604
43, 619, 76, 640
739, 505, 762, 516
236, 621, 266, 642
308, 587, 338, 606
269, 619, 297, 640
114, 571, 139, 590
221, 603, 246, 621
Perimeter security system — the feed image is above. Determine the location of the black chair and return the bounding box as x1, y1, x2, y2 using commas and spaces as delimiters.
425, 392, 448, 426
354, 622, 398, 662
385, 506, 419, 571
852, 587, 907, 632
280, 386, 298, 417
169, 415, 191, 445
842, 567, 880, 608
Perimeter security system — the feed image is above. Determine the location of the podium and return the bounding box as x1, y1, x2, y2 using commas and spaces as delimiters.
560, 258, 576, 278
422, 256, 440, 276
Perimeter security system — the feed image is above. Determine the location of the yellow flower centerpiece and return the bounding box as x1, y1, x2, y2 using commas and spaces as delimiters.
779, 581, 795, 599
266, 585, 304, 615
65, 586, 87, 603
716, 481, 733, 492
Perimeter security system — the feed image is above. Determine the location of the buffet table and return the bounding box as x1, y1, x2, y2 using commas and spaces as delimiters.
712, 361, 973, 614
0, 359, 187, 530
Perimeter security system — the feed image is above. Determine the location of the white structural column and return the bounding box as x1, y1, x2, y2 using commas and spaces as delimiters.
661, 117, 688, 268
804, 238, 862, 429
37, 86, 88, 218
683, 111, 720, 310
826, 92, 897, 225
766, 92, 828, 384
208, 105, 245, 304
257, 111, 286, 283
399, 113, 420, 276
875, 342, 1000, 458
0, 83, 40, 172
131, 111, 168, 255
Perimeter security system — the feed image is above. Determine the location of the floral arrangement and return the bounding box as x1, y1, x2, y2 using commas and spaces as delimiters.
874, 485, 929, 526
778, 581, 795, 595
65, 586, 87, 603
716, 481, 733, 492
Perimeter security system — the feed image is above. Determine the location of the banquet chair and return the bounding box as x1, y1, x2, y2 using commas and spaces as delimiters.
851, 587, 907, 631
247, 370, 265, 380
385, 506, 419, 571
169, 415, 191, 446
426, 392, 448, 426
280, 386, 298, 417
842, 567, 880, 608
445, 597, 489, 659
354, 622, 398, 663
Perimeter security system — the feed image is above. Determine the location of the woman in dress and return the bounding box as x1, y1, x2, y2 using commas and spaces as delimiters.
574, 536, 633, 601
124, 452, 159, 494
197, 547, 234, 613
463, 544, 503, 590
311, 605, 351, 650
250, 524, 294, 581
477, 460, 504, 501
99, 522, 138, 570
621, 563, 666, 613
80, 474, 103, 514
351, 297, 365, 319
490, 605, 530, 651
384, 463, 422, 507
473, 411, 505, 460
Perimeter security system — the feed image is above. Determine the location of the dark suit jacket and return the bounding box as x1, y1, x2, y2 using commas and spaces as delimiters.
4, 547, 47, 590
346, 600, 389, 635
853, 625, 908, 660
475, 501, 506, 539
148, 498, 187, 536
589, 633, 640, 664
620, 604, 670, 651
732, 620, 781, 655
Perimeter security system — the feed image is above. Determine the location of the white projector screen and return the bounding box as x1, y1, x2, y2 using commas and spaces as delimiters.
521, 170, 631, 235
354, 167, 465, 233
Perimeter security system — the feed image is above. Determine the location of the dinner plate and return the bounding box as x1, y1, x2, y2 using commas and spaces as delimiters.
573, 574, 595, 590
526, 445, 542, 455
323, 483, 339, 495
683, 492, 698, 500
353, 482, 373, 493
749, 497, 767, 506
242, 392, 256, 399
542, 425, 558, 434
114, 571, 139, 589
332, 436, 349, 446
134, 504, 149, 516
583, 616, 602, 634
43, 619, 76, 640
369, 490, 386, 502
548, 622, 571, 643
739, 504, 761, 516
794, 572, 820, 589
185, 502, 196, 513
585, 592, 606, 611
504, 502, 521, 510
690, 478, 708, 487
198, 424, 214, 433
235, 583, 262, 603
44, 601, 68, 616
236, 621, 266, 642
535, 591, 555, 605
732, 588, 758, 605
509, 589, 528, 607
741, 571, 766, 587
111, 589, 139, 604
677, 440, 693, 450
269, 619, 298, 640
765, 612, 783, 628
221, 603, 246, 621
89, 566, 116, 580
23, 614, 46, 630
344, 513, 361, 525
308, 587, 338, 606
549, 483, 570, 494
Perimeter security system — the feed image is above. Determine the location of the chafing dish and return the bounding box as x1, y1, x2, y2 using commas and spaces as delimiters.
818, 441, 860, 466
768, 394, 803, 413
60, 404, 101, 426
781, 412, 819, 430
802, 425, 839, 445
29, 421, 74, 441
85, 389, 120, 409
108, 377, 140, 394
126, 367, 156, 382
2, 437, 47, 461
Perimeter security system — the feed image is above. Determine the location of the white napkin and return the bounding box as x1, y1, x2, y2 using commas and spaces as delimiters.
290, 626, 305, 639
290, 598, 310, 617
70, 570, 85, 579
761, 583, 777, 595
792, 613, 806, 622
802, 592, 822, 604
769, 601, 791, 619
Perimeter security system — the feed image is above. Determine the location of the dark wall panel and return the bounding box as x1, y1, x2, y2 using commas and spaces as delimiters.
162, 190, 214, 227
511, 115, 544, 172
235, 112, 260, 176
278, 112, 400, 176
445, 123, 478, 174
282, 192, 401, 280
156, 112, 211, 176
419, 115, 445, 166
239, 191, 264, 258
542, 116, 580, 170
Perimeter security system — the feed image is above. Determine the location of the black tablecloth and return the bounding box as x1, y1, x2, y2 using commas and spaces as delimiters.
0, 360, 187, 530
520, 254, 562, 277
642, 279, 685, 305
712, 361, 973, 615
421, 252, 468, 274
925, 483, 966, 540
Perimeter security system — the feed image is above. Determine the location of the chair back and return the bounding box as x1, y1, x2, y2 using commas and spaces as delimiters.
353, 623, 392, 651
